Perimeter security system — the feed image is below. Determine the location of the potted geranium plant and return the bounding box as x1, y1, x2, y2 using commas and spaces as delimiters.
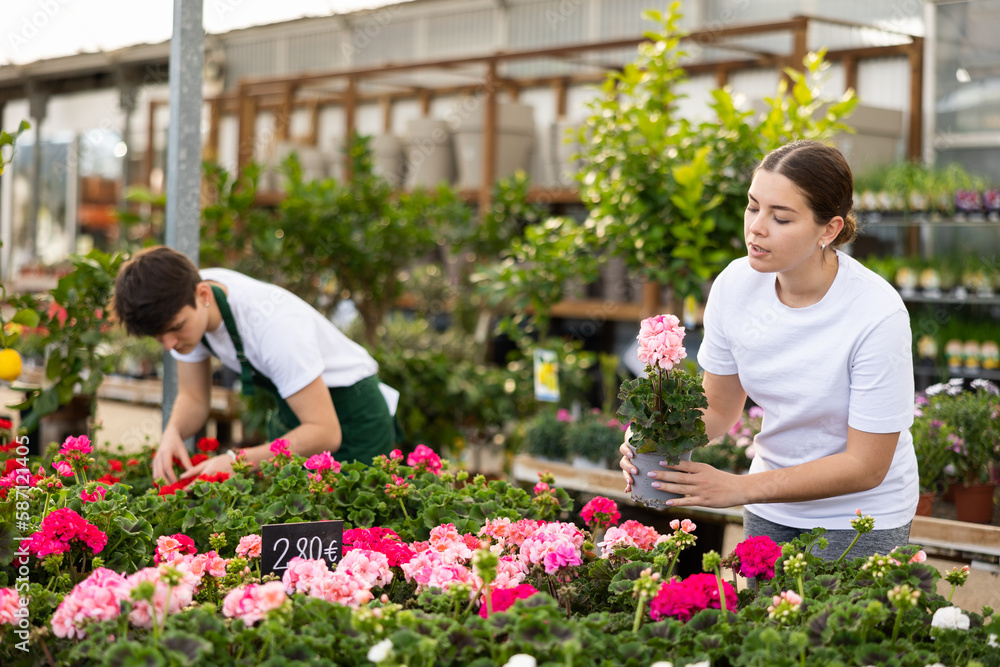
565, 409, 627, 469
922, 378, 999, 523
618, 313, 708, 508
910, 395, 951, 516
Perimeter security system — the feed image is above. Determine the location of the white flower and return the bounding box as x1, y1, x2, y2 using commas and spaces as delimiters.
989, 633, 998, 648
924, 663, 947, 667
503, 655, 537, 667
686, 662, 710, 667
367, 638, 393, 663
650, 663, 674, 667
930, 606, 970, 631
924, 383, 946, 396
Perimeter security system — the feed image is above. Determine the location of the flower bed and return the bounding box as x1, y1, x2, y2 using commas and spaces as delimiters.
1, 437, 997, 666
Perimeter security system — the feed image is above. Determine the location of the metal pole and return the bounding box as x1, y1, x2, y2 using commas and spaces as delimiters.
162, 0, 204, 433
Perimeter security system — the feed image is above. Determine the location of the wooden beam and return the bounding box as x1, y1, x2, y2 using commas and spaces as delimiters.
715, 65, 729, 89
144, 99, 157, 189
842, 55, 858, 93
479, 60, 498, 218
419, 89, 431, 116
306, 97, 320, 146
344, 76, 357, 181
553, 78, 568, 120
236, 84, 257, 176
274, 83, 295, 143
380, 95, 393, 133
908, 37, 924, 161
204, 97, 220, 163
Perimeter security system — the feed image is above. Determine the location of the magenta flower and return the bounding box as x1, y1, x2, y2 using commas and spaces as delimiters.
60, 435, 93, 457
269, 439, 292, 457
580, 496, 621, 530
480, 583, 539, 618
729, 534, 782, 581
304, 451, 341, 473
53, 461, 74, 477
80, 485, 107, 503
406, 444, 443, 475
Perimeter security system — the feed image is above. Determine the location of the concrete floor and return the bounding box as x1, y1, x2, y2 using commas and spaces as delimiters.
4, 388, 997, 613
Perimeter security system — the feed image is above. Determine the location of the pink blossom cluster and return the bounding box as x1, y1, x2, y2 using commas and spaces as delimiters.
400, 549, 481, 594
304, 451, 341, 473
518, 522, 584, 575
80, 484, 108, 503
477, 517, 546, 554
59, 435, 93, 458
636, 314, 686, 371
649, 573, 737, 622
236, 534, 262, 559
269, 438, 292, 458
479, 583, 539, 619
0, 588, 24, 626
597, 520, 668, 558
51, 560, 205, 637
343, 527, 414, 567
281, 557, 377, 607
729, 535, 782, 581
50, 568, 131, 638
154, 533, 197, 565
0, 464, 43, 499
222, 581, 288, 627
127, 566, 197, 629
25, 508, 107, 558
422, 523, 480, 562
406, 444, 443, 475
338, 549, 394, 588
579, 496, 621, 530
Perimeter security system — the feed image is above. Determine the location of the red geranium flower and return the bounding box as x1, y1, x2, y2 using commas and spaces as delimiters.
197, 437, 220, 453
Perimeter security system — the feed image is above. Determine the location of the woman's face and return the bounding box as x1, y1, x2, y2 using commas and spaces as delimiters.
743, 169, 826, 274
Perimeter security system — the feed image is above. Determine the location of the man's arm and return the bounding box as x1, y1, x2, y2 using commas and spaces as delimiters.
152, 358, 212, 483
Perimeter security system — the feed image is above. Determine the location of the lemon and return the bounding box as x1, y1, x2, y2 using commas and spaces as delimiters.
0, 348, 22, 381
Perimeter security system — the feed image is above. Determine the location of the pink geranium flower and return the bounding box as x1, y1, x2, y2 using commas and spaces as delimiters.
580, 496, 621, 530
60, 435, 93, 457
154, 533, 197, 565
636, 314, 686, 371
50, 568, 130, 638
222, 581, 288, 627
406, 444, 443, 475
25, 508, 107, 558
0, 588, 23, 627
729, 535, 782, 581
53, 461, 74, 477
649, 573, 737, 622
282, 557, 331, 595
480, 583, 539, 618
80, 484, 107, 503
236, 534, 262, 559
304, 451, 341, 473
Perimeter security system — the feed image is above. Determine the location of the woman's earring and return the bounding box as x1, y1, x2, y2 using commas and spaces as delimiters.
820, 242, 826, 250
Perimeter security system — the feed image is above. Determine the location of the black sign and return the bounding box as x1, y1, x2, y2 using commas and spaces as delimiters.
260, 520, 344, 577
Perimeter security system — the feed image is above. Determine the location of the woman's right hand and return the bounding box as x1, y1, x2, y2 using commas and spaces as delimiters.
619, 440, 637, 493
152, 428, 192, 484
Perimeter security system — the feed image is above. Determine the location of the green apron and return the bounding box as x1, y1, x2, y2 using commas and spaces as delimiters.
201, 285, 394, 464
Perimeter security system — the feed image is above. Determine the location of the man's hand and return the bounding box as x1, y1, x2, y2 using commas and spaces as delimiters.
152, 428, 191, 484
180, 453, 234, 479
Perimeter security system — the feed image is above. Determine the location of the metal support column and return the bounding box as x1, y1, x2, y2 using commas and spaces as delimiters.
162, 0, 205, 433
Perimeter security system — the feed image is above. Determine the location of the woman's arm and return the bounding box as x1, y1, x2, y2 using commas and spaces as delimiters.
647, 426, 899, 508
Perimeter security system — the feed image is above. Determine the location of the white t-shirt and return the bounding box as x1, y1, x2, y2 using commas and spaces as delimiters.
697, 251, 918, 530
172, 268, 379, 399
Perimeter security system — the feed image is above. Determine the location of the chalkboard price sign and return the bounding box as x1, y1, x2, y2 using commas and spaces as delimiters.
260, 520, 344, 577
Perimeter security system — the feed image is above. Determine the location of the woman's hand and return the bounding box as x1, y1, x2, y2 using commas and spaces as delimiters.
644, 459, 746, 508
180, 453, 234, 479
152, 428, 191, 484
619, 442, 637, 493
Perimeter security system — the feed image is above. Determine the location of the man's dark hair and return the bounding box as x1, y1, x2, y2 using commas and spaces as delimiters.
113, 246, 201, 337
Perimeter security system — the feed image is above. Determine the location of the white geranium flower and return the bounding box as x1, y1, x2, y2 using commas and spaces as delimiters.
988, 633, 998, 647
503, 655, 537, 667
688, 662, 711, 667
650, 662, 674, 667
367, 638, 393, 663
931, 606, 970, 631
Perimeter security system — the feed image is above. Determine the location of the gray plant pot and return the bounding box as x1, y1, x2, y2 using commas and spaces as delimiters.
627, 443, 692, 509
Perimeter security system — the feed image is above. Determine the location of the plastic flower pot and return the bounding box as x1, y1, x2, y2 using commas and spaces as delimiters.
953, 482, 997, 524
916, 491, 935, 517
627, 442, 691, 509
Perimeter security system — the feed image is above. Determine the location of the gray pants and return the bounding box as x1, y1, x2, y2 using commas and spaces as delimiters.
744, 509, 912, 561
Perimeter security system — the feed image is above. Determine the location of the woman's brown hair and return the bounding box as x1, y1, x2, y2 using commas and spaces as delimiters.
755, 140, 858, 248
112, 246, 201, 337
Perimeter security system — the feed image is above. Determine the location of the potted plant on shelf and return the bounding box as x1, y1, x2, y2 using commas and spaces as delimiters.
8, 249, 124, 447
565, 409, 627, 470
618, 313, 708, 508
522, 408, 573, 462
921, 378, 999, 523
910, 398, 952, 517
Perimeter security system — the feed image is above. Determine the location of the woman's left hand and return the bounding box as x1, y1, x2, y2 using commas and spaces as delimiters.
180, 454, 234, 479
646, 460, 747, 508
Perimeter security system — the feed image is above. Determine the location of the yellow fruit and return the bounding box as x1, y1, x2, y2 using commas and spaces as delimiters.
0, 348, 22, 381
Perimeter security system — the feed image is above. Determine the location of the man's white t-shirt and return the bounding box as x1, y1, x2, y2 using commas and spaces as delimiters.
697, 251, 918, 530
171, 268, 379, 400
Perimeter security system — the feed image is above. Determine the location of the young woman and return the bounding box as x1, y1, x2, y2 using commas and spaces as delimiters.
620, 140, 918, 560
113, 246, 395, 484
